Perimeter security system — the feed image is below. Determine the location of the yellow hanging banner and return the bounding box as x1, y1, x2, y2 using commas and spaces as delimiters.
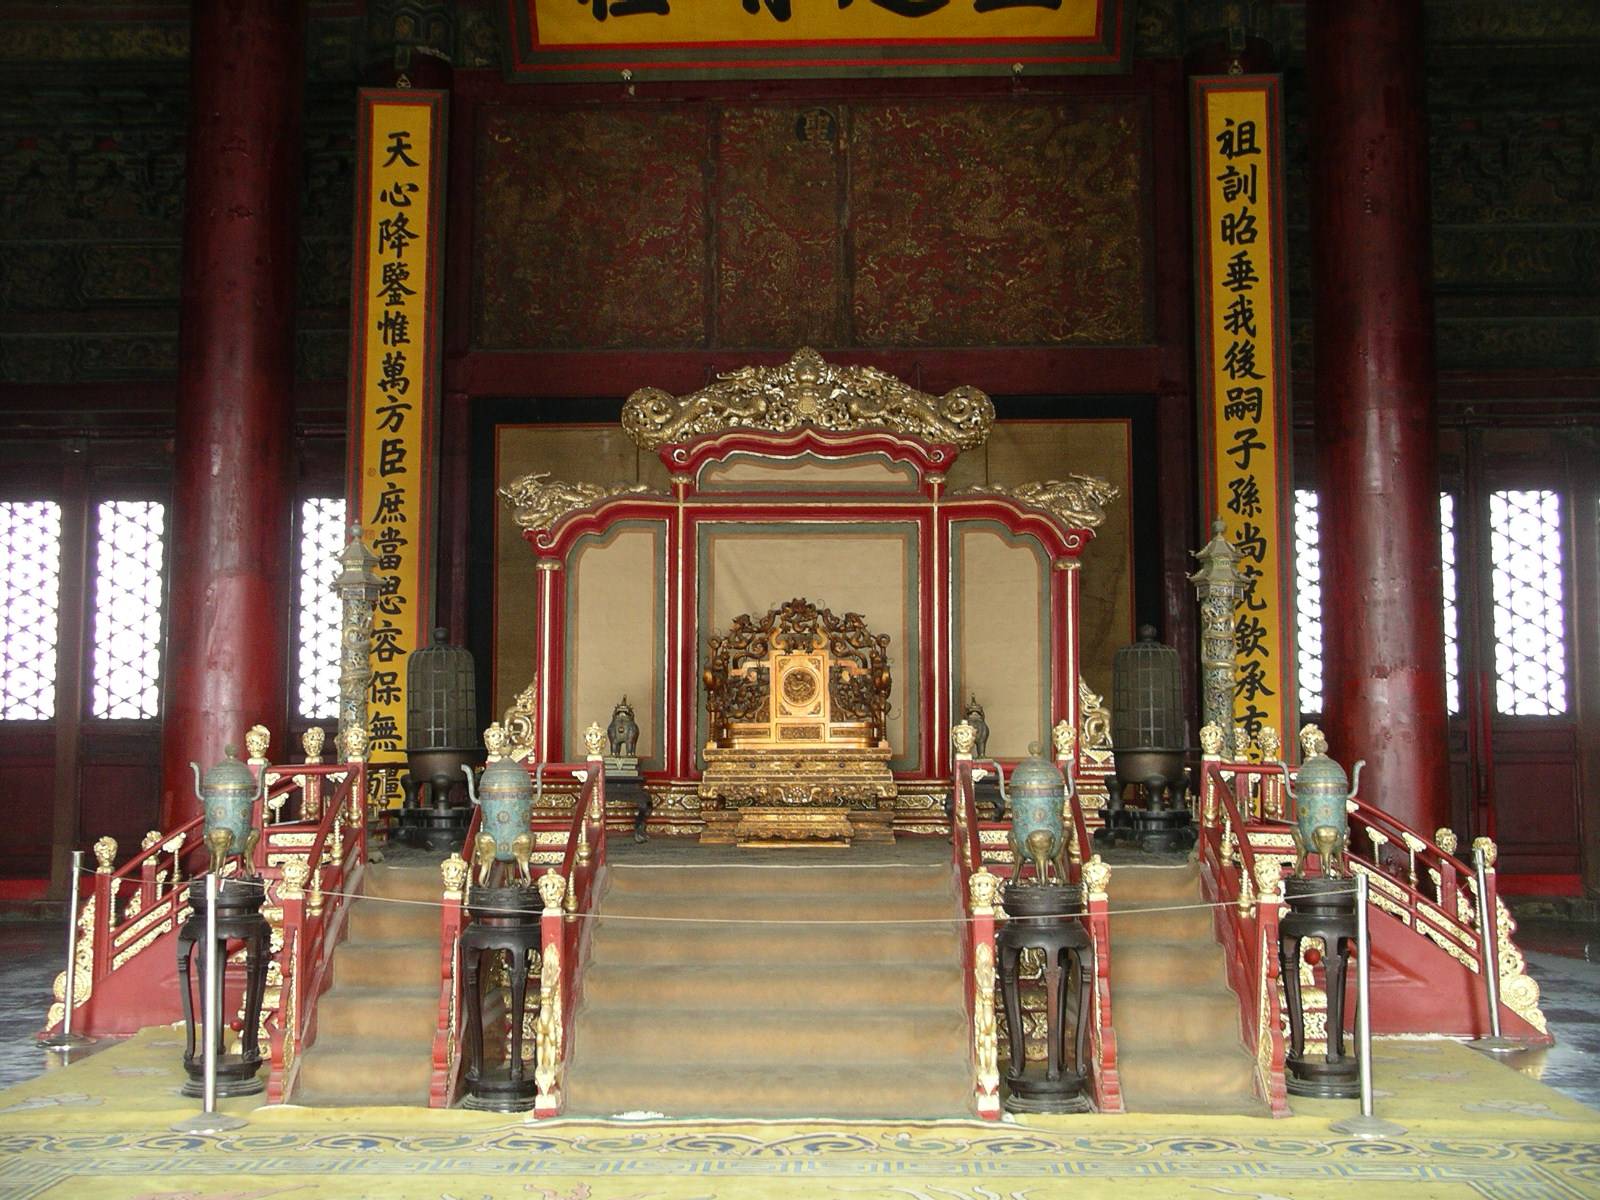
1192, 76, 1296, 742
346, 90, 447, 785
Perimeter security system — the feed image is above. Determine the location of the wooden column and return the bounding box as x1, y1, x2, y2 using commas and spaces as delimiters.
159, 0, 306, 826
1307, 0, 1450, 833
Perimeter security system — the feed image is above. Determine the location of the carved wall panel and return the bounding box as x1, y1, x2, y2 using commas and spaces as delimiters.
472, 95, 1153, 353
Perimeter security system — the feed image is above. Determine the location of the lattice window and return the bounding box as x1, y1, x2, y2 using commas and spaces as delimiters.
1292, 489, 1324, 715
1489, 489, 1567, 717
0, 501, 64, 720
1439, 493, 1461, 716
90, 501, 167, 720
296, 497, 347, 720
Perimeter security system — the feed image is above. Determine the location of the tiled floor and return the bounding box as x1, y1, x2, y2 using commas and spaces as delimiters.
4, 914, 1598, 1109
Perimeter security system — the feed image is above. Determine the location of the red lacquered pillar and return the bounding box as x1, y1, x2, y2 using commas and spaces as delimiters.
159, 0, 306, 826
1306, 0, 1450, 834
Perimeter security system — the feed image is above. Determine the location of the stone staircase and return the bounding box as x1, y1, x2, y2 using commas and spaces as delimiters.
564, 856, 973, 1118
292, 860, 441, 1106
1105, 861, 1265, 1115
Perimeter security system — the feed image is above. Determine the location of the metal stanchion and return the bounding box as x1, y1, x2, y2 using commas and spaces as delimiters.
38, 849, 94, 1051
1471, 846, 1520, 1054
171, 873, 247, 1133
1330, 871, 1405, 1139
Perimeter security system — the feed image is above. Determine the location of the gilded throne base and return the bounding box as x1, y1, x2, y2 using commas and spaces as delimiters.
698, 746, 898, 847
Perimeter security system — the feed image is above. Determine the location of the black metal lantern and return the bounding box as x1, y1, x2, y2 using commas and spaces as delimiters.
402, 627, 479, 850
1103, 626, 1194, 852
175, 876, 272, 1097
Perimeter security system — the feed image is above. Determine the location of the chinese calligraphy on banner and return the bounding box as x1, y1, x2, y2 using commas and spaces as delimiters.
347, 90, 446, 797
506, 0, 1126, 80
1191, 76, 1295, 742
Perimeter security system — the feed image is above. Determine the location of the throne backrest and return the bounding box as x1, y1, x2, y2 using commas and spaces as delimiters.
703, 598, 890, 751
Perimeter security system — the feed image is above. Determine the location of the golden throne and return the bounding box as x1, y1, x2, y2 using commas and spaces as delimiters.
698, 598, 898, 846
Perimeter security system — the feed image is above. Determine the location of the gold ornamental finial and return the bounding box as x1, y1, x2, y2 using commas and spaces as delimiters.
1472, 836, 1497, 870
1051, 719, 1076, 760
1434, 827, 1459, 856
483, 722, 511, 761
140, 829, 162, 852
440, 853, 468, 899
245, 724, 271, 762
1299, 723, 1328, 759
280, 856, 311, 900
301, 726, 325, 760
93, 836, 117, 873
583, 722, 606, 760
341, 724, 369, 762
1257, 725, 1281, 761
1199, 722, 1224, 757
967, 868, 1001, 913
537, 870, 568, 913
1254, 857, 1284, 902
952, 721, 977, 758
1082, 854, 1111, 900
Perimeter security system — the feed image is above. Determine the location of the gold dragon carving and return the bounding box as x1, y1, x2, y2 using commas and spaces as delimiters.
620, 347, 996, 451
957, 474, 1120, 531
498, 472, 655, 534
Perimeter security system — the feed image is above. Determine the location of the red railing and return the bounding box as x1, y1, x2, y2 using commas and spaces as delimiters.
429, 753, 607, 1111
950, 756, 1000, 1118
266, 761, 368, 1102
1063, 768, 1122, 1113
1197, 759, 1291, 1116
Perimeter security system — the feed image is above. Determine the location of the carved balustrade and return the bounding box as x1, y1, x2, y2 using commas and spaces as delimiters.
1196, 756, 1291, 1116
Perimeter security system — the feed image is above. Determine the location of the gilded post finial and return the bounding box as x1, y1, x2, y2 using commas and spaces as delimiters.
1299, 723, 1328, 759
280, 856, 311, 901
583, 722, 606, 760
967, 868, 1001, 913
1051, 719, 1076, 760
483, 722, 511, 761
952, 721, 977, 759
1254, 856, 1284, 902
440, 853, 468, 899
1257, 725, 1281, 761
1199, 722, 1224, 757
244, 724, 271, 763
93, 836, 118, 873
1082, 854, 1110, 900
301, 726, 325, 761
537, 870, 568, 913
140, 829, 162, 852
1472, 836, 1497, 870
341, 724, 369, 762
1435, 827, 1459, 856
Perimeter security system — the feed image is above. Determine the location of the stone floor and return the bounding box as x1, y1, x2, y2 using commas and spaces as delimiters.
4, 908, 1598, 1112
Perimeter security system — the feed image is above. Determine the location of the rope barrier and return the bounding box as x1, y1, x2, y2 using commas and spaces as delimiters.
79, 864, 1357, 926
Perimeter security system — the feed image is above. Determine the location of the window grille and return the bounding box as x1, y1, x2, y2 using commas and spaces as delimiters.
296, 497, 347, 720
1439, 493, 1461, 716
0, 501, 64, 720
90, 500, 167, 720
1292, 489, 1324, 715
1489, 489, 1567, 717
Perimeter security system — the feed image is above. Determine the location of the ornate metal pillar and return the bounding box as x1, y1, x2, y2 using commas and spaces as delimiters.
335, 525, 381, 756
1190, 520, 1245, 760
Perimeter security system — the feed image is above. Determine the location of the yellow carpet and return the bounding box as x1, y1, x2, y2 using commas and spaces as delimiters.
2, 1026, 1597, 1199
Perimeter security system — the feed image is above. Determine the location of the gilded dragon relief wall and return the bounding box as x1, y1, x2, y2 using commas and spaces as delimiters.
472, 96, 1152, 352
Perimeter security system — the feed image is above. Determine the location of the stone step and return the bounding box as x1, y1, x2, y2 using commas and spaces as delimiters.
580, 960, 963, 1009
